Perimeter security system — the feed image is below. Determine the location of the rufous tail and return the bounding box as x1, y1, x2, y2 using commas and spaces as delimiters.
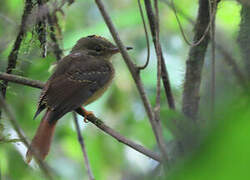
26, 110, 57, 163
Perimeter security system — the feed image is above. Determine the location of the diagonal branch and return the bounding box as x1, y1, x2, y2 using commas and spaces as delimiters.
94, 0, 167, 162
75, 108, 162, 162
0, 72, 161, 162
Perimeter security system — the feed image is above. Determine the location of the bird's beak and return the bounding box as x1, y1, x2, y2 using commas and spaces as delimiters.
109, 46, 133, 54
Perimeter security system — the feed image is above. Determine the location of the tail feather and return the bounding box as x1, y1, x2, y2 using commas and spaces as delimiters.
26, 110, 57, 163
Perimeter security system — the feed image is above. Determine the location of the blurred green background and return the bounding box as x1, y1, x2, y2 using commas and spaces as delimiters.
1, 0, 249, 180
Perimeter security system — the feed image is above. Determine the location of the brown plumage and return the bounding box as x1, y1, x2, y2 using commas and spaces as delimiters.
26, 35, 132, 162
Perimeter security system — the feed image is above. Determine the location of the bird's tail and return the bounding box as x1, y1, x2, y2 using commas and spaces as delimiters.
26, 110, 57, 163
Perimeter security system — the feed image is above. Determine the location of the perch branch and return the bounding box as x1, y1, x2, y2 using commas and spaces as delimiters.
0, 72, 44, 89
75, 108, 162, 162
0, 72, 161, 162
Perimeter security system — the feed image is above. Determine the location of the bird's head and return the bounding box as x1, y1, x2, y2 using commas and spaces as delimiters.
71, 35, 132, 60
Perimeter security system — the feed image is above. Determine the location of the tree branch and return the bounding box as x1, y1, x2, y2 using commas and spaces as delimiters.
75, 108, 162, 162
94, 0, 167, 162
162, 0, 246, 89
0, 72, 44, 89
182, 0, 212, 121
0, 72, 161, 162
0, 0, 34, 119
137, 0, 150, 70
73, 112, 95, 180
1, 0, 33, 96
144, 0, 176, 110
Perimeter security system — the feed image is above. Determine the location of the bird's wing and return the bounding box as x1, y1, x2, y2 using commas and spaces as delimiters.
34, 53, 113, 122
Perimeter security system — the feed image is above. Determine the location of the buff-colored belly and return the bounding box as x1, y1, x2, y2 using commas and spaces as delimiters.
83, 71, 114, 106
83, 80, 112, 105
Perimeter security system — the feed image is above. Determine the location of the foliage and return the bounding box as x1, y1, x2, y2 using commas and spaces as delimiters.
0, 0, 248, 180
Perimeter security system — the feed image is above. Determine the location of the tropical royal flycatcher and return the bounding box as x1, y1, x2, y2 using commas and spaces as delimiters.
26, 35, 132, 162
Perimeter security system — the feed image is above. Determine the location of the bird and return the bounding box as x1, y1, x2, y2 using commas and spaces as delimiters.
26, 35, 132, 163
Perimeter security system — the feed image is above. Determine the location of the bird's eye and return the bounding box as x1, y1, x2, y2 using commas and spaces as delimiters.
95, 45, 102, 52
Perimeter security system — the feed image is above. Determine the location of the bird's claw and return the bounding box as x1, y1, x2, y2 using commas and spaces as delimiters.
81, 107, 94, 123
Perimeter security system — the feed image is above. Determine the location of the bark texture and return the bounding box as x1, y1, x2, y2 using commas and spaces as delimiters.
182, 0, 211, 121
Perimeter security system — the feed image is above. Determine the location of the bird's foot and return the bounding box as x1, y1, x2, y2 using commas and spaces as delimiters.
81, 107, 94, 123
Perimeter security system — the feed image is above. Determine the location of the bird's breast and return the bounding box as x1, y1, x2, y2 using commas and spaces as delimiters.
83, 64, 115, 105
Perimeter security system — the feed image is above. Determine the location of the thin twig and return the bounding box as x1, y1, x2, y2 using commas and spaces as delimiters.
0, 94, 53, 180
154, 0, 162, 115
73, 112, 95, 180
137, 0, 150, 70
160, 0, 195, 24
144, 0, 176, 110
151, 0, 168, 162
162, 0, 246, 89
94, 0, 166, 162
169, 0, 212, 47
153, 0, 165, 160
143, 0, 175, 162
182, 0, 217, 121
0, 72, 161, 162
